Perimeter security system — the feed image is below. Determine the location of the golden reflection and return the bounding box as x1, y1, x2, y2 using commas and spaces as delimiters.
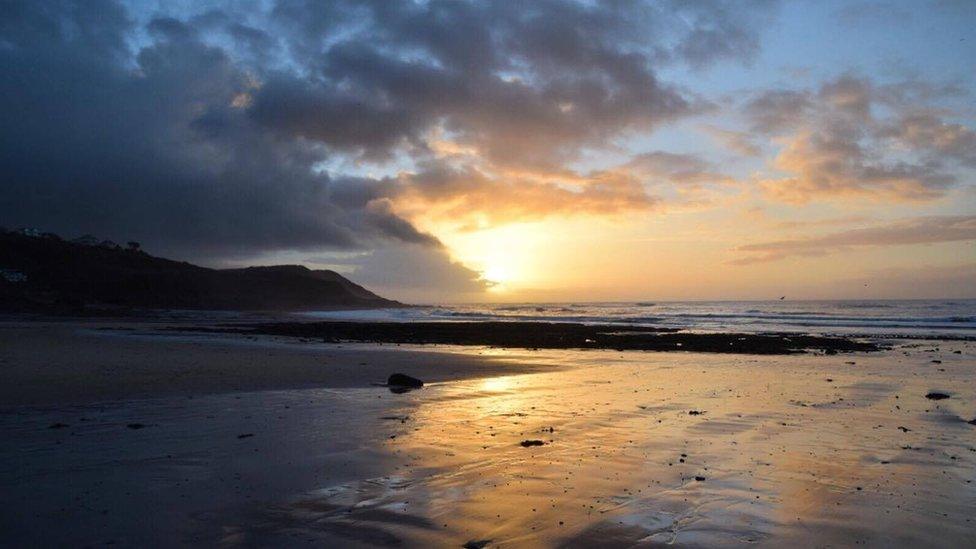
479, 376, 514, 393
284, 348, 975, 547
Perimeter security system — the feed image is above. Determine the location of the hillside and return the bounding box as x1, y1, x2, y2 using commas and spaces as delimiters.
0, 231, 398, 313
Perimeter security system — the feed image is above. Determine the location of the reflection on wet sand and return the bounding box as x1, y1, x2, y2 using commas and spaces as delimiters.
1, 343, 974, 547
243, 346, 976, 547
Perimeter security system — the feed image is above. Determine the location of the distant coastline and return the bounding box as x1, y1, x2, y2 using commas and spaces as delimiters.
0, 229, 400, 313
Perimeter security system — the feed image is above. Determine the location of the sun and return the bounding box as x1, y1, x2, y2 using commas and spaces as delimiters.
483, 263, 514, 285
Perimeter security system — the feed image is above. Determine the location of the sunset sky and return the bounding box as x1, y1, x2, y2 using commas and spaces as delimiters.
1, 0, 974, 302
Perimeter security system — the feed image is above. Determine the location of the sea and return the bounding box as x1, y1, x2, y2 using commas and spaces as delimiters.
302, 299, 976, 339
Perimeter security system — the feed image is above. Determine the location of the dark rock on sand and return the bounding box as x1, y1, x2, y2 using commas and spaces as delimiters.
968, 419, 976, 426
520, 440, 546, 447
925, 392, 951, 400
388, 373, 424, 388
463, 540, 492, 549
694, 476, 706, 481
47, 422, 69, 429
237, 433, 254, 439
126, 423, 145, 429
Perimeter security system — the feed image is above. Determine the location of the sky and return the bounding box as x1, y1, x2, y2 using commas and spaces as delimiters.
1, 0, 974, 303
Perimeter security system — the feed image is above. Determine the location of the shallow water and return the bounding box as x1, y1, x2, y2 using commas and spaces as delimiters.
1, 343, 975, 547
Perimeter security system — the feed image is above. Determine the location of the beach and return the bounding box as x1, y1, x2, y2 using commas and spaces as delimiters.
1, 318, 974, 547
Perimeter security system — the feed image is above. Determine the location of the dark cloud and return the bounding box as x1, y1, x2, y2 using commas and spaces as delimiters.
0, 0, 437, 260
0, 0, 777, 291
732, 215, 976, 264
251, 0, 735, 170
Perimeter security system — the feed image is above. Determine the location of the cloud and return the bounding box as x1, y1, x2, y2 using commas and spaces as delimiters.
700, 125, 762, 156
744, 89, 813, 133
316, 244, 493, 298
669, 0, 780, 69
744, 75, 971, 203
879, 112, 976, 167
0, 2, 436, 262
731, 215, 976, 264
0, 0, 777, 268
625, 151, 736, 186
834, 262, 976, 299
759, 131, 956, 203
250, 0, 776, 170
386, 161, 660, 230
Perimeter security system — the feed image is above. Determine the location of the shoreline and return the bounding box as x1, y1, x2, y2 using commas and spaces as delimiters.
3, 316, 970, 409
177, 319, 884, 355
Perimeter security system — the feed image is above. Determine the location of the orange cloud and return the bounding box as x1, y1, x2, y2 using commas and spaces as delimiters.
745, 75, 970, 204
731, 215, 976, 264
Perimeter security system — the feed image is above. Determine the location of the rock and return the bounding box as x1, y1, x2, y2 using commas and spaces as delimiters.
463, 540, 492, 549
48, 422, 69, 429
520, 440, 545, 447
968, 419, 976, 426
925, 392, 950, 400
388, 373, 424, 388
126, 423, 146, 429
694, 476, 706, 481
897, 426, 911, 432
931, 360, 942, 364
237, 433, 254, 439
688, 410, 705, 415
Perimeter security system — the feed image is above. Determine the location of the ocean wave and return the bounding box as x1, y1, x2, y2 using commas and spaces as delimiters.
302, 299, 976, 337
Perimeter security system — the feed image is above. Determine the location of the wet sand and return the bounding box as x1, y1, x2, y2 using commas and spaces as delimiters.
0, 322, 974, 547
0, 322, 554, 407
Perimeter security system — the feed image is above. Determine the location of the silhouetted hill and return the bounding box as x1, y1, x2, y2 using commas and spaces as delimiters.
0, 231, 398, 313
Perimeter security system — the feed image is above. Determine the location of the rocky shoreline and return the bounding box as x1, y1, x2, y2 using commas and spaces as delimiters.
178, 320, 883, 355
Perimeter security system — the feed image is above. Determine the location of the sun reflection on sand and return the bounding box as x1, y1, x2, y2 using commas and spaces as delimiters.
258, 345, 976, 547
479, 376, 515, 393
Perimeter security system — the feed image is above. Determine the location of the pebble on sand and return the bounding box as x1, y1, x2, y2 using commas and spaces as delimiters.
520, 440, 546, 447
925, 392, 950, 400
